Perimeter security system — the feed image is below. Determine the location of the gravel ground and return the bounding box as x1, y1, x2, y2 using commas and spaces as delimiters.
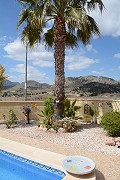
0, 120, 120, 156
0, 120, 120, 180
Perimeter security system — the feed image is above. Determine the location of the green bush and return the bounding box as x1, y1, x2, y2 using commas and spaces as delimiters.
100, 111, 120, 137
5, 109, 17, 128
38, 97, 54, 121
83, 114, 92, 123
64, 99, 80, 119
38, 97, 57, 131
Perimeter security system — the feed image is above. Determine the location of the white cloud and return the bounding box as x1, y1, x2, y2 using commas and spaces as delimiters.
114, 53, 120, 59
9, 64, 51, 83
65, 48, 99, 70
4, 38, 27, 61
92, 70, 104, 75
86, 44, 97, 53
4, 38, 54, 67
0, 36, 7, 46
66, 56, 98, 70
90, 0, 120, 37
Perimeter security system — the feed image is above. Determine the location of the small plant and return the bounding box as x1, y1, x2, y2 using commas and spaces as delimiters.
64, 99, 81, 119
38, 97, 55, 131
38, 97, 54, 121
83, 114, 92, 123
100, 111, 120, 137
5, 109, 17, 128
59, 118, 78, 132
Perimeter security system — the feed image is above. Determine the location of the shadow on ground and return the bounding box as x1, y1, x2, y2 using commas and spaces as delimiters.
65, 169, 105, 179
96, 169, 105, 180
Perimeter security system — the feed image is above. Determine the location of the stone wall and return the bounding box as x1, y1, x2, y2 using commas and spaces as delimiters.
75, 99, 120, 123
0, 101, 44, 120
0, 99, 120, 122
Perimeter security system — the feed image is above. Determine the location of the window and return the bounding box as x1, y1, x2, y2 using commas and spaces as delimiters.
84, 104, 90, 114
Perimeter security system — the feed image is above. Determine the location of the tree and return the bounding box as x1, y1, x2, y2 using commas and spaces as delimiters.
0, 65, 7, 92
17, 0, 104, 120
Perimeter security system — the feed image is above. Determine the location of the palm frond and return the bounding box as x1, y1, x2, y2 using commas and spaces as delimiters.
65, 7, 83, 20
77, 14, 100, 45
66, 32, 78, 48
18, 0, 39, 6
44, 27, 54, 48
17, 9, 30, 28
87, 0, 104, 12
17, 0, 104, 48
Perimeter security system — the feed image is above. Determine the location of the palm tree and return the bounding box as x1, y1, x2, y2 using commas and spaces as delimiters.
17, 0, 104, 120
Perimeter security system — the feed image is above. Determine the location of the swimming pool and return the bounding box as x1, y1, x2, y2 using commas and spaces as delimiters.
0, 149, 65, 180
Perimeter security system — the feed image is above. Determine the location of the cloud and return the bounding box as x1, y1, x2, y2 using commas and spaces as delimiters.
4, 38, 54, 67
0, 36, 7, 46
91, 70, 104, 75
9, 64, 51, 83
4, 38, 101, 82
66, 56, 99, 70
114, 53, 120, 59
86, 44, 97, 53
4, 38, 27, 61
90, 0, 120, 37
65, 48, 99, 70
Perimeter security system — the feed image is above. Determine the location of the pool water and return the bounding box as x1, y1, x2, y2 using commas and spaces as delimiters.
0, 149, 65, 180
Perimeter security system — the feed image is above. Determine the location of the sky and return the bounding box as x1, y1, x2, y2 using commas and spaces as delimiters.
0, 0, 120, 84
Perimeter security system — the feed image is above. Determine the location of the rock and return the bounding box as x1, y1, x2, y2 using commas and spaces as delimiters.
105, 138, 115, 146
116, 141, 120, 146
58, 128, 66, 133
115, 141, 120, 148
115, 137, 120, 142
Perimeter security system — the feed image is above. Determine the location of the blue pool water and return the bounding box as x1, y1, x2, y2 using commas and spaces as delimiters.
0, 149, 65, 180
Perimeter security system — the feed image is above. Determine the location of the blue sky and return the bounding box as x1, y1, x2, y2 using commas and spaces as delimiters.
0, 0, 120, 84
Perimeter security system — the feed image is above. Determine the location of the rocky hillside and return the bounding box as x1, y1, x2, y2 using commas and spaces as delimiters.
3, 80, 19, 90
2, 76, 120, 98
65, 76, 120, 96
3, 80, 50, 91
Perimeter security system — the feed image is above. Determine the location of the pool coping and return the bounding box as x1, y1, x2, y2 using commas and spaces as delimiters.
0, 137, 96, 180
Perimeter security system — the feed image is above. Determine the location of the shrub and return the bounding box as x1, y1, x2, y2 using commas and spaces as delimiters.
64, 99, 81, 119
5, 109, 17, 128
63, 120, 78, 132
58, 118, 78, 132
83, 114, 92, 123
37, 97, 57, 131
100, 111, 120, 137
38, 97, 54, 121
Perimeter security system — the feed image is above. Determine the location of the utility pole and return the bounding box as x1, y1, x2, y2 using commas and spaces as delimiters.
24, 44, 28, 101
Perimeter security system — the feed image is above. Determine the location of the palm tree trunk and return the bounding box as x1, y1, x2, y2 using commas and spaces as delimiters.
53, 14, 66, 120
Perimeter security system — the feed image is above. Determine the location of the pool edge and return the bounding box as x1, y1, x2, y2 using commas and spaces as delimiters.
0, 137, 96, 180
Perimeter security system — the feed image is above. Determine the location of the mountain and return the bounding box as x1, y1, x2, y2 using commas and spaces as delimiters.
65, 76, 120, 96
2, 76, 120, 99
4, 80, 50, 91
3, 80, 19, 90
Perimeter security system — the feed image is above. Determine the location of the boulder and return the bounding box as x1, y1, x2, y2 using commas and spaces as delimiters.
115, 137, 120, 142
105, 138, 115, 146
